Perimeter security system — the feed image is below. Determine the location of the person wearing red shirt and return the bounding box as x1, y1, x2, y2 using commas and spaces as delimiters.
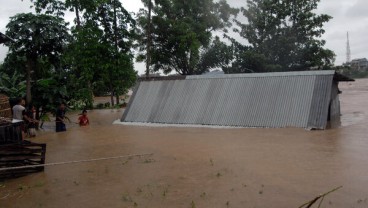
78, 110, 89, 126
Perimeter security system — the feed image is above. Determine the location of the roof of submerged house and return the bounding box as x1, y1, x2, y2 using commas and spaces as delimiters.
122, 70, 352, 129
0, 32, 14, 44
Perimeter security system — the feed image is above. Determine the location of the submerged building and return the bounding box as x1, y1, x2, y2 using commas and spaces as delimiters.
121, 70, 353, 129
0, 32, 14, 44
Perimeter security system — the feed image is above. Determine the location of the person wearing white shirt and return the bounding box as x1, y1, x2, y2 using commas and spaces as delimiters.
12, 98, 26, 139
12, 98, 26, 120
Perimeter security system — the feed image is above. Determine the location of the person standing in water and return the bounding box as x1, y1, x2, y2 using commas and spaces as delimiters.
12, 98, 27, 139
12, 98, 26, 120
25, 105, 39, 137
78, 110, 90, 126
55, 103, 67, 132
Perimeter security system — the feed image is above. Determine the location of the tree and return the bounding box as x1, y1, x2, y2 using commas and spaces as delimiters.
0, 53, 27, 78
96, 0, 136, 105
31, 75, 69, 118
30, 0, 93, 26
68, 0, 136, 106
229, 0, 335, 72
64, 22, 105, 108
197, 36, 234, 74
5, 13, 69, 103
30, 0, 137, 106
136, 0, 238, 75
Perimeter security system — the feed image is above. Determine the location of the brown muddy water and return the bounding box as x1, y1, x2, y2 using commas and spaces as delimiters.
1, 79, 368, 208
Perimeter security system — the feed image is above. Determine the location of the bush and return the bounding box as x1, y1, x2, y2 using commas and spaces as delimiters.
95, 103, 104, 109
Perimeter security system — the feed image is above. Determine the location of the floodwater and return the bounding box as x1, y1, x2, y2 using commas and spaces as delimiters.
1, 79, 368, 208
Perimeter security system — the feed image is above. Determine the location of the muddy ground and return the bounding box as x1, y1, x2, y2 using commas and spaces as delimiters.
1, 79, 368, 208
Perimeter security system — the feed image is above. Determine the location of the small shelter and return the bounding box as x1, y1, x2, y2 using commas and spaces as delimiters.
121, 70, 353, 129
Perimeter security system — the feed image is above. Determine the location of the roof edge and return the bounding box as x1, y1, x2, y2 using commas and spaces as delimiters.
0, 32, 15, 44
138, 70, 337, 82
187, 70, 335, 80
136, 70, 354, 82
138, 75, 186, 82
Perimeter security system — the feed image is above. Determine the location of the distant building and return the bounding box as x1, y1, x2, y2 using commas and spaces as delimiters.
350, 58, 368, 70
122, 70, 353, 130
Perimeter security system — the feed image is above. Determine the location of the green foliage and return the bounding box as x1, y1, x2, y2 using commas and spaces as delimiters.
5, 13, 69, 61
27, 0, 137, 106
64, 22, 104, 107
5, 12, 70, 103
334, 65, 368, 79
223, 49, 263, 73
29, 0, 97, 18
197, 37, 234, 74
30, 0, 66, 16
0, 53, 27, 77
0, 71, 26, 98
31, 75, 68, 112
95, 103, 105, 109
64, 0, 136, 106
136, 0, 238, 75
227, 0, 335, 73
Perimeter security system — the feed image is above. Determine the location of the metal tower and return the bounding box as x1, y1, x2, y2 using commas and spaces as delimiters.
346, 32, 351, 63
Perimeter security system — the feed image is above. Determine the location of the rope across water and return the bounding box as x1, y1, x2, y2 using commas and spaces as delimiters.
0, 153, 154, 171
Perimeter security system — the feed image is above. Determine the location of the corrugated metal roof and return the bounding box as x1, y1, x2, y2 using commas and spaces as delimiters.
122, 71, 335, 129
188, 70, 335, 79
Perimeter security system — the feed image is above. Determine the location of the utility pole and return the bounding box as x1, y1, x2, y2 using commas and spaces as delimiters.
145, 0, 152, 77
346, 32, 351, 64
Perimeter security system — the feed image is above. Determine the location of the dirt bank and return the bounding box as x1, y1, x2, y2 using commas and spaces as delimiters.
1, 79, 368, 208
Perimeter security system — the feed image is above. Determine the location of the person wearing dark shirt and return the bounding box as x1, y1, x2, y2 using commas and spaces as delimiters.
55, 103, 66, 132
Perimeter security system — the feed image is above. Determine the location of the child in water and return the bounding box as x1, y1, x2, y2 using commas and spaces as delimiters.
26, 105, 39, 137
78, 110, 90, 126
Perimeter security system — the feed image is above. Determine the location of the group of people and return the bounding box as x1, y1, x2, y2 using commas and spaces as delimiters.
55, 103, 90, 132
12, 98, 90, 137
12, 98, 39, 137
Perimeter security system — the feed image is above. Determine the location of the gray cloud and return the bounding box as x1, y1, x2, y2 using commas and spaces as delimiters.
346, 0, 368, 18
0, 0, 33, 64
0, 0, 32, 30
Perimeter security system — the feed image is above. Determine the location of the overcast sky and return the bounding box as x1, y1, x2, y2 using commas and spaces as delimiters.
0, 0, 367, 74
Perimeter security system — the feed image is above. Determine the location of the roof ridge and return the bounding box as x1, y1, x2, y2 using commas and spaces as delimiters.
186, 70, 335, 80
